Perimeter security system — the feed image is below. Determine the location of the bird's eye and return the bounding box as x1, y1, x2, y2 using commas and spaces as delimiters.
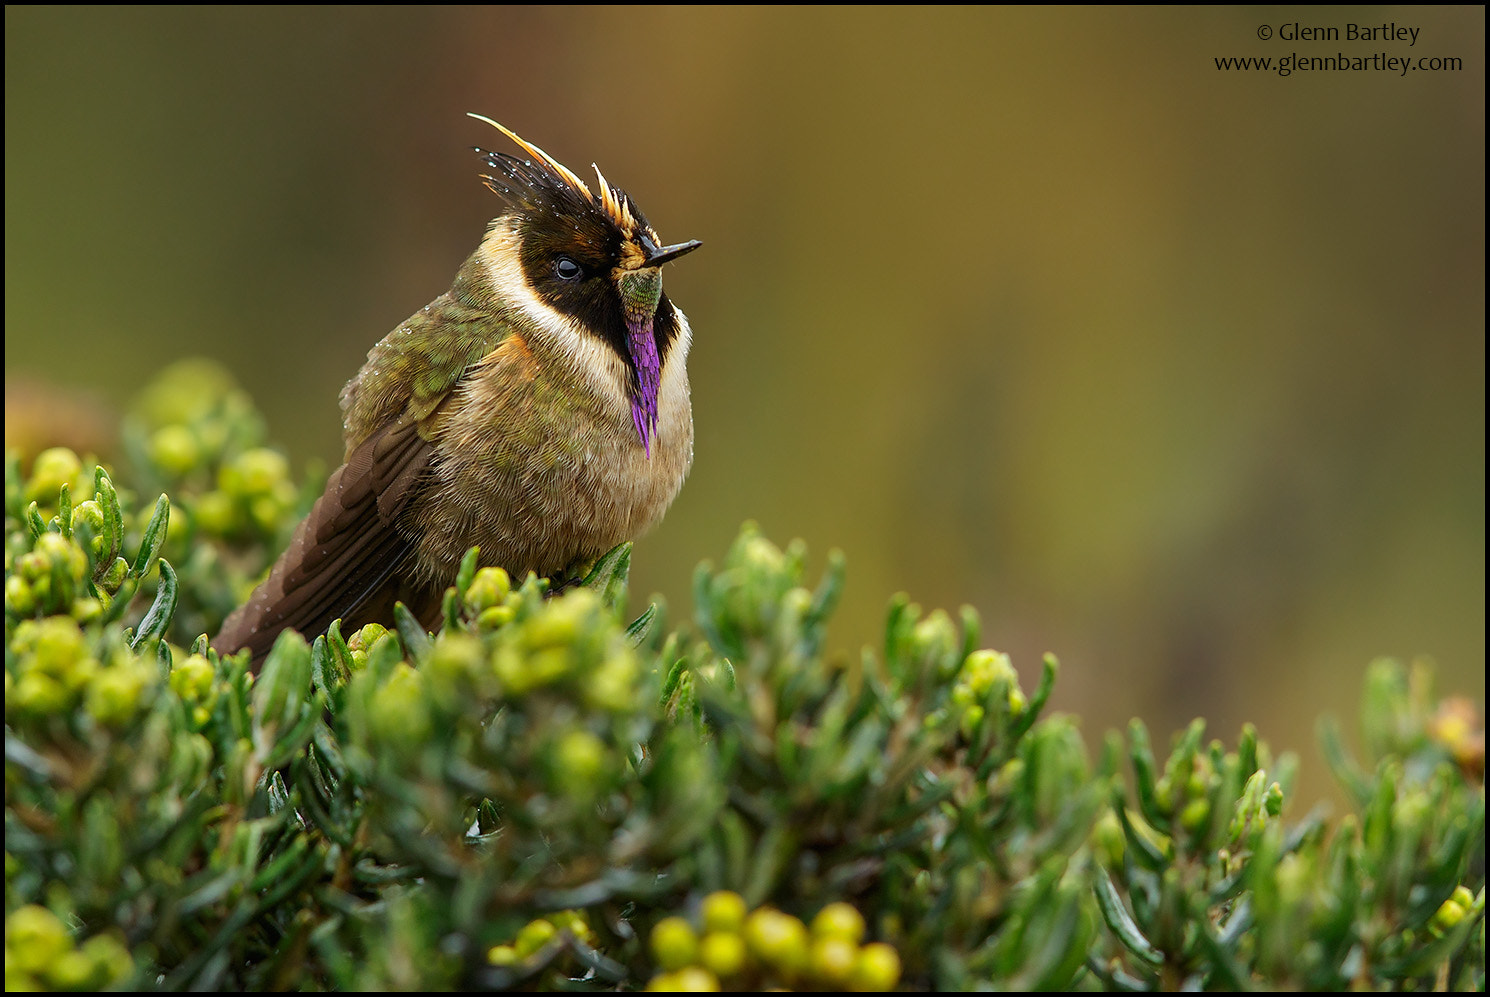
554, 256, 582, 281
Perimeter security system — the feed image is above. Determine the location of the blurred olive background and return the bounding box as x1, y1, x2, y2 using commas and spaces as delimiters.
6, 7, 1483, 802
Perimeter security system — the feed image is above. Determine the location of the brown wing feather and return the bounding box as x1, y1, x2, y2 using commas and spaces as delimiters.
212, 416, 434, 667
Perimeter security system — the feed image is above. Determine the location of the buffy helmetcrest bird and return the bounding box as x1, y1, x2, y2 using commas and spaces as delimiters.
214, 114, 701, 667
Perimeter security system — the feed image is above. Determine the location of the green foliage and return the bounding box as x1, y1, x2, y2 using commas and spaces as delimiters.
5, 363, 1485, 991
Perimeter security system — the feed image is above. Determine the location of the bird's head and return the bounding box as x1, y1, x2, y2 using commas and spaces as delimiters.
467, 113, 701, 457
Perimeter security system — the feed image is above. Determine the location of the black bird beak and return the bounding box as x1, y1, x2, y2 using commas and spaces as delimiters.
644, 239, 703, 267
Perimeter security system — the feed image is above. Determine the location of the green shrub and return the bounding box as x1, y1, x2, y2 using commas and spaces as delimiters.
5, 362, 1484, 990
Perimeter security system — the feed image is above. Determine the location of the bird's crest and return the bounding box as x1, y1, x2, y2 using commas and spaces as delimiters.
468, 113, 640, 239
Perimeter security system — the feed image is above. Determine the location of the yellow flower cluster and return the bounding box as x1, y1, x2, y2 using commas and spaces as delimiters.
7, 616, 156, 728
646, 892, 901, 991
485, 910, 595, 967
4, 905, 132, 991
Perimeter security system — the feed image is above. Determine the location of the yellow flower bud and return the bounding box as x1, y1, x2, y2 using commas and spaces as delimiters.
809, 936, 858, 986
86, 660, 153, 727
464, 567, 512, 613
170, 654, 216, 703
147, 426, 201, 477
367, 665, 431, 746
849, 942, 902, 991
743, 908, 808, 977
5, 905, 72, 974
192, 491, 239, 538
698, 931, 747, 979
810, 902, 866, 944
46, 950, 96, 989
514, 918, 557, 958
219, 448, 288, 499
670, 966, 720, 991
651, 916, 699, 972
26, 448, 84, 505
700, 891, 748, 934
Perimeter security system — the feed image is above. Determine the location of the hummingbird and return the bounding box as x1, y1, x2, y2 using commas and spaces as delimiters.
214, 114, 701, 667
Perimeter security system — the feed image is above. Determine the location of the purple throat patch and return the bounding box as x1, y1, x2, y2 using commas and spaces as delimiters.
627, 318, 661, 458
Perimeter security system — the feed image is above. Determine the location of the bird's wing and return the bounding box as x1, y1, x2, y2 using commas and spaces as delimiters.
212, 413, 433, 666
340, 291, 505, 449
